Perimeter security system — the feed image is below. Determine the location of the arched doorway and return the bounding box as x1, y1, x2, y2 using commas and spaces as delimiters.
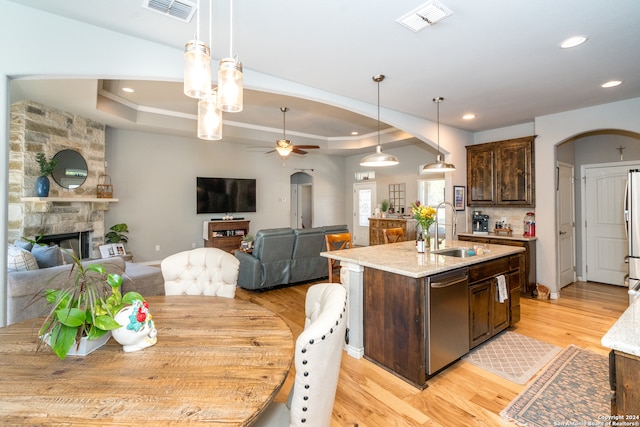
556, 130, 640, 288
290, 172, 313, 229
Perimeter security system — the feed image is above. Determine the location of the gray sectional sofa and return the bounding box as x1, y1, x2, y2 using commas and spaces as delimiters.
6, 256, 164, 325
235, 225, 349, 290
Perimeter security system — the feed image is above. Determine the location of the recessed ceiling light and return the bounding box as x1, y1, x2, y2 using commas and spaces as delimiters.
462, 114, 476, 120
601, 80, 622, 88
560, 35, 588, 49
122, 87, 135, 93
351, 131, 359, 135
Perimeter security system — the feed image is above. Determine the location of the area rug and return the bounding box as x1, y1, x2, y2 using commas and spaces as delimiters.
461, 331, 561, 384
500, 345, 610, 427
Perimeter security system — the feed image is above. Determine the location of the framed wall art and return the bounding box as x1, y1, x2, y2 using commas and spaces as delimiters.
453, 186, 466, 211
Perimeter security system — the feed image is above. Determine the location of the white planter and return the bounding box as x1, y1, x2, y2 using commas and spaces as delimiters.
43, 331, 112, 356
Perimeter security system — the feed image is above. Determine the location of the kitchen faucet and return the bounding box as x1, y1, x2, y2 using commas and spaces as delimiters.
434, 201, 457, 250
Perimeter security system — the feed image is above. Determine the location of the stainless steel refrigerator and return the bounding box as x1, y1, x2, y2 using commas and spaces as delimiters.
624, 169, 640, 305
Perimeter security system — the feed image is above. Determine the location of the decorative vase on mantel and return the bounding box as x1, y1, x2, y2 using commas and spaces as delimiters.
35, 175, 50, 197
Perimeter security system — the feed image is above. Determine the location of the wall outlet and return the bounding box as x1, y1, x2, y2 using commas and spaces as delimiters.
191, 242, 196, 248
155, 245, 160, 252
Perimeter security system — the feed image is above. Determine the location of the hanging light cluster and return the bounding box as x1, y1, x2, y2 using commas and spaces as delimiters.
184, 0, 243, 140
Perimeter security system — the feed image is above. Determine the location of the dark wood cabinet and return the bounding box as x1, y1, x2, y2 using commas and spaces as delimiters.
369, 218, 417, 246
203, 220, 250, 253
468, 254, 522, 348
610, 350, 640, 416
467, 136, 535, 207
458, 234, 536, 297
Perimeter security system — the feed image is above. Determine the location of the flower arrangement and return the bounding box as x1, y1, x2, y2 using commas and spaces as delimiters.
36, 152, 57, 176
411, 201, 437, 235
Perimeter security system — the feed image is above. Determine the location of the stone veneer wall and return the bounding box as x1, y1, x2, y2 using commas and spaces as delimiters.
8, 100, 108, 258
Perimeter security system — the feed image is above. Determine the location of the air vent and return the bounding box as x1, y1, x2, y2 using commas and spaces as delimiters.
396, 0, 453, 32
143, 0, 196, 23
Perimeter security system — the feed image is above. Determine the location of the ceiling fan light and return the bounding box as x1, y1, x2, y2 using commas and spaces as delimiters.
276, 144, 293, 157
360, 145, 400, 167
217, 57, 243, 112
197, 90, 222, 140
184, 40, 211, 99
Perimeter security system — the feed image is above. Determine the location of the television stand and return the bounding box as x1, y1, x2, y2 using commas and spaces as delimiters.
204, 220, 250, 253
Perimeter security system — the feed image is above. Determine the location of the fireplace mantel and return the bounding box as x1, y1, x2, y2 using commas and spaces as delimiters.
21, 197, 118, 212
21, 197, 119, 203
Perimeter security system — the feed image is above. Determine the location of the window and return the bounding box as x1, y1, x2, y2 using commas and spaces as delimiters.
418, 178, 446, 232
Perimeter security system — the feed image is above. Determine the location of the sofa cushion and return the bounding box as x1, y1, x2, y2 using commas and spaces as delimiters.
14, 240, 33, 251
7, 246, 39, 272
31, 244, 63, 268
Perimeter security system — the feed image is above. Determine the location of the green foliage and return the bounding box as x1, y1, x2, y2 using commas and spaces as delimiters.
242, 233, 255, 243
36, 152, 57, 176
38, 250, 144, 359
380, 199, 389, 212
104, 223, 129, 244
21, 232, 46, 246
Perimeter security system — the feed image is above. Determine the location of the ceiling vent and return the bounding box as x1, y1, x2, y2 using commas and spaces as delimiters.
142, 0, 196, 23
396, 1, 453, 32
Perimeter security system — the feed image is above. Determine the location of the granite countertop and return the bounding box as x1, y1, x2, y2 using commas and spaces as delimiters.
320, 239, 524, 279
458, 232, 538, 242
601, 298, 640, 357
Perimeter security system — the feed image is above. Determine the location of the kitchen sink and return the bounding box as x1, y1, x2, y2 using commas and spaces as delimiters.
432, 247, 473, 258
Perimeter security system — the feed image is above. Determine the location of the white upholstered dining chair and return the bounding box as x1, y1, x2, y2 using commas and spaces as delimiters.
161, 248, 239, 297
252, 283, 348, 427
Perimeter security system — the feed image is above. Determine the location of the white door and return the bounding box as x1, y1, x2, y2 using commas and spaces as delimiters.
353, 182, 376, 246
584, 164, 636, 285
557, 162, 576, 288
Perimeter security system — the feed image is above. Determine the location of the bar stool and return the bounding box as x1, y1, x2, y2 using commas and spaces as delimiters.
324, 232, 352, 283
382, 227, 405, 244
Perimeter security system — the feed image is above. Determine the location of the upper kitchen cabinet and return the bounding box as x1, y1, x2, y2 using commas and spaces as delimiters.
466, 136, 536, 207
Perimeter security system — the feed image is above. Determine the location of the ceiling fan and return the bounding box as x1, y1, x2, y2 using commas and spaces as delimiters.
266, 107, 320, 157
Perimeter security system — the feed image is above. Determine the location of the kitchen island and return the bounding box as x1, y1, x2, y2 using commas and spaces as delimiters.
321, 240, 525, 388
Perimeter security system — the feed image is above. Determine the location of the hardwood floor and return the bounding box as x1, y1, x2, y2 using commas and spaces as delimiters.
236, 281, 629, 426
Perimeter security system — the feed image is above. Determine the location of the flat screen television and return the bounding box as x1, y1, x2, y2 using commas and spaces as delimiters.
197, 177, 257, 214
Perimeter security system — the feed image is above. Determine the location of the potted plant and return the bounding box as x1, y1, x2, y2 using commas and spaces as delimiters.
37, 251, 144, 359
241, 233, 255, 250
104, 223, 129, 244
35, 152, 57, 197
380, 199, 389, 217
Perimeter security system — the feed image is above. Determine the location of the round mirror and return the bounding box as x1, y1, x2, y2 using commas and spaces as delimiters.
51, 149, 88, 189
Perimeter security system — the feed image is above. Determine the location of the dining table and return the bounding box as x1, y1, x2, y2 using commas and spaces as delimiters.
0, 295, 294, 426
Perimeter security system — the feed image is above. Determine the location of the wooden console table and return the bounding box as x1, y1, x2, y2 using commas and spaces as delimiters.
0, 295, 293, 426
204, 220, 250, 253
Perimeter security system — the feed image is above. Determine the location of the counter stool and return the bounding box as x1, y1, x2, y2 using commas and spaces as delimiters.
324, 232, 352, 283
382, 227, 405, 244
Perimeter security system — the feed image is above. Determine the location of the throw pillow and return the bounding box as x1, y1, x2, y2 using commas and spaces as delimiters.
14, 240, 33, 251
7, 246, 39, 272
31, 244, 63, 268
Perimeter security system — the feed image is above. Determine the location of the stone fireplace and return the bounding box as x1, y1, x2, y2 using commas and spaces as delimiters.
39, 231, 92, 259
8, 100, 109, 259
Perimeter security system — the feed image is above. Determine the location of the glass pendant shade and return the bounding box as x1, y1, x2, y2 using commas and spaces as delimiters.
197, 90, 222, 140
276, 140, 293, 157
184, 40, 212, 99
360, 145, 400, 167
217, 58, 243, 112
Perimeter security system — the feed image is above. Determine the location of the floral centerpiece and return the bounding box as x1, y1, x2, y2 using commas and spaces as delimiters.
411, 201, 437, 247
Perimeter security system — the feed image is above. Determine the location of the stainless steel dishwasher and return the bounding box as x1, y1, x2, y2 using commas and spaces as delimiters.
425, 267, 469, 375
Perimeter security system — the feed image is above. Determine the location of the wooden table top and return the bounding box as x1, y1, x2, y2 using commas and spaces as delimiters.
0, 295, 294, 426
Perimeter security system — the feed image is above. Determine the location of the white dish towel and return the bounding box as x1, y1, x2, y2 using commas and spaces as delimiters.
496, 274, 508, 303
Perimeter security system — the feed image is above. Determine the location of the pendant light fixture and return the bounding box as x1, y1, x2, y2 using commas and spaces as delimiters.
217, 0, 243, 112
184, 0, 211, 98
197, 89, 223, 140
422, 97, 456, 173
276, 107, 293, 158
359, 75, 400, 167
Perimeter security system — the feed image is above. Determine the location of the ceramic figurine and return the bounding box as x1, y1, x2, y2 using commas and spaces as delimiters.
112, 299, 157, 352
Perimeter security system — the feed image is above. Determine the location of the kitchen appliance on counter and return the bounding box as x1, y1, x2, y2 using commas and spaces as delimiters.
472, 211, 489, 234
624, 169, 640, 305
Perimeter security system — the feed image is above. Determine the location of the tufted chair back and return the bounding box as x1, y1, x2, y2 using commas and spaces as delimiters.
252, 283, 348, 427
161, 248, 239, 298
